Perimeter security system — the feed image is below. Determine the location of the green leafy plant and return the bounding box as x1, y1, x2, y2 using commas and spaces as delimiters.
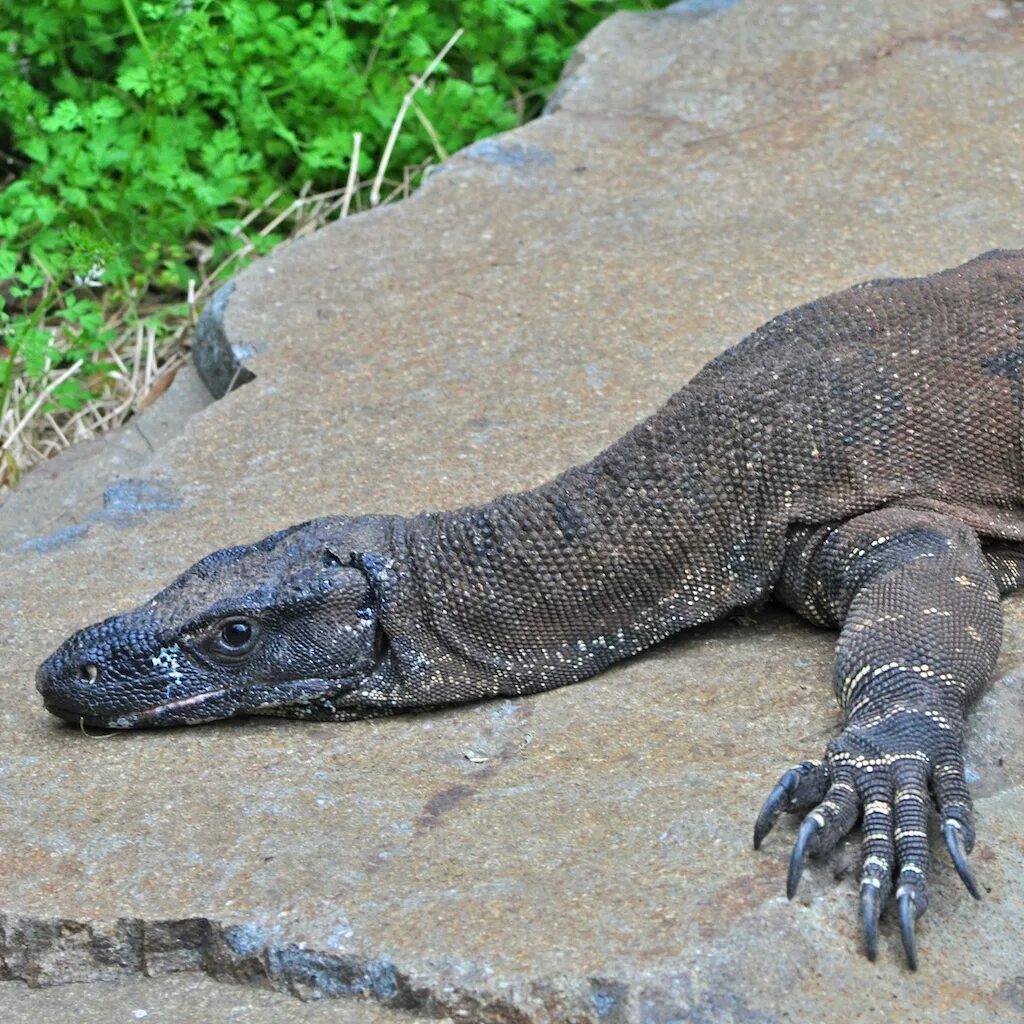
0, 0, 666, 489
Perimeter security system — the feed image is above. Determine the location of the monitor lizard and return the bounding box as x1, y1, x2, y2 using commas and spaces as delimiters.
36, 249, 1024, 969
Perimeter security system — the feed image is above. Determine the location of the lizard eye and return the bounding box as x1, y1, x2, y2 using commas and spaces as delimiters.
205, 617, 259, 660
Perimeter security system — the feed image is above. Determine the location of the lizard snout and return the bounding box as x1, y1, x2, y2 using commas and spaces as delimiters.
35, 644, 110, 724
35, 614, 173, 727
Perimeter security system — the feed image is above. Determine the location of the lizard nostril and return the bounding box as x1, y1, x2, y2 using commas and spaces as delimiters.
78, 662, 99, 683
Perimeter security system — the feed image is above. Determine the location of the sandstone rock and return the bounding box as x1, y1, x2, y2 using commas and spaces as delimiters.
3, 1, 1023, 1019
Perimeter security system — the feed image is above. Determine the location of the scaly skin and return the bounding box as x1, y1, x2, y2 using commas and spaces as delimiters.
37, 250, 1024, 967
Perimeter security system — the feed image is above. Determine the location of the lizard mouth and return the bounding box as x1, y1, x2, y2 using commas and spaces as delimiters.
43, 700, 124, 730
43, 689, 232, 729
106, 665, 379, 729
113, 687, 232, 728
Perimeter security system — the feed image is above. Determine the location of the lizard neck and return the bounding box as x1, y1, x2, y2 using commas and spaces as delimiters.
383, 388, 784, 700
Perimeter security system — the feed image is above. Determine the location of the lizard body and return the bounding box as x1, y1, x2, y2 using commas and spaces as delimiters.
36, 250, 1024, 966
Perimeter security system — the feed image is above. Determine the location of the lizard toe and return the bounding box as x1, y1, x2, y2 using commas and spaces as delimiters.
897, 879, 925, 971
786, 815, 822, 899
856, 758, 895, 960
776, 756, 860, 897
898, 887, 918, 971
853, 751, 933, 967
753, 759, 829, 849
861, 882, 882, 961
930, 749, 982, 899
943, 819, 981, 900
757, 753, 860, 897
843, 758, 934, 972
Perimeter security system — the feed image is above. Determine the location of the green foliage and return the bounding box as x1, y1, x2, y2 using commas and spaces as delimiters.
0, 0, 663, 426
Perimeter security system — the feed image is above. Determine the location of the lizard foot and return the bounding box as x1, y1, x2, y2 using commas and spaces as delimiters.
753, 711, 982, 968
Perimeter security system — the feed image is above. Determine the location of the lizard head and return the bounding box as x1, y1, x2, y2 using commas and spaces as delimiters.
35, 515, 396, 728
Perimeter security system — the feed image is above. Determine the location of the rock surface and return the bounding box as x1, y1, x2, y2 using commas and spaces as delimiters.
0, 973, 412, 1024
3, 1, 1024, 1020
0, 365, 212, 553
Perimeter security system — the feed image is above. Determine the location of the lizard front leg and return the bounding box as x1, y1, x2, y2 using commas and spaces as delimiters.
755, 508, 1003, 968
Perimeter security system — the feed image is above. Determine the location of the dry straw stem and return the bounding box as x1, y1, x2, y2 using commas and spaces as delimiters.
370, 27, 463, 206
341, 131, 362, 220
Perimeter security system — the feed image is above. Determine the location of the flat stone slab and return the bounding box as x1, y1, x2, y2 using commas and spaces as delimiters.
3, 1, 1024, 1019
0, 974, 415, 1024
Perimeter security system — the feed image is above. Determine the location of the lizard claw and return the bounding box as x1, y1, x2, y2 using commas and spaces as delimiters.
753, 779, 793, 850
753, 760, 828, 850
861, 883, 881, 961
897, 889, 918, 971
787, 814, 822, 899
943, 819, 981, 900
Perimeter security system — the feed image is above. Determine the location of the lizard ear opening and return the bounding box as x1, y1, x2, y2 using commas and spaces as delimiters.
347, 551, 393, 612
322, 547, 346, 569
344, 550, 396, 664
321, 546, 393, 618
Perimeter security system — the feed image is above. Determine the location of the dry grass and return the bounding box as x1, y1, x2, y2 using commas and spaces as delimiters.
0, 30, 460, 497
